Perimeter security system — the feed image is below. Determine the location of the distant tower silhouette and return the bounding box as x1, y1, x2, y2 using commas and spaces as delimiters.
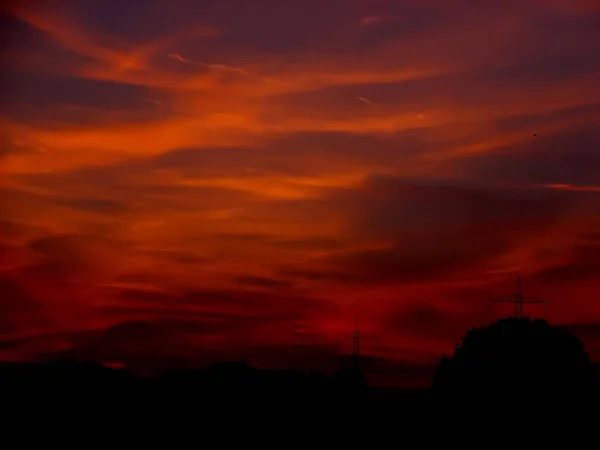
352, 316, 360, 369
490, 274, 548, 319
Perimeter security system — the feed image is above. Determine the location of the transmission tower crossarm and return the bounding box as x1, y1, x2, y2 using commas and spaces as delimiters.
489, 275, 548, 319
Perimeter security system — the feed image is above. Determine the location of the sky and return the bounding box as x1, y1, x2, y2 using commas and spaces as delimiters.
1, 0, 600, 387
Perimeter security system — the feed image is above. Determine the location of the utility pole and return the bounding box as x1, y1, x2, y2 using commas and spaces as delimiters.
490, 274, 548, 319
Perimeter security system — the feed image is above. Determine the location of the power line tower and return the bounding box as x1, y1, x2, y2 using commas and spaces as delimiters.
489, 274, 548, 319
350, 317, 381, 369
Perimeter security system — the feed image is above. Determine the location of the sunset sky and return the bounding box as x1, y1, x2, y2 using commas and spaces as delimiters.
1, 0, 600, 386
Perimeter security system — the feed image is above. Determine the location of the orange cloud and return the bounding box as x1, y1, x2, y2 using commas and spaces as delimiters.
2, 0, 600, 381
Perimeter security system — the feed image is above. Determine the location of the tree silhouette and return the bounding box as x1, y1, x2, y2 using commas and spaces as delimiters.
431, 318, 596, 407
332, 366, 368, 392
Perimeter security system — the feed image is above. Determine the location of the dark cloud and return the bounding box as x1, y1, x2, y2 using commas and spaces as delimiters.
534, 245, 600, 283
41, 294, 339, 371
117, 289, 183, 305
19, 260, 72, 280
43, 0, 181, 43
266, 237, 348, 251
1, 71, 173, 125
209, 232, 348, 252
27, 234, 132, 278
282, 251, 490, 286
209, 232, 271, 243
330, 230, 496, 284
320, 234, 502, 284
44, 317, 341, 372
1, 73, 147, 109
59, 198, 130, 214
116, 289, 265, 311
286, 244, 489, 285
158, 0, 600, 70
115, 287, 334, 324
138, 250, 213, 265
99, 304, 289, 336
234, 276, 294, 289
280, 177, 569, 284
492, 102, 600, 134
0, 12, 94, 70
279, 268, 358, 284
385, 303, 491, 343
580, 231, 600, 242
96, 319, 222, 341
29, 234, 129, 258
147, 131, 427, 177
27, 0, 356, 61
477, 43, 600, 87
115, 272, 164, 285
387, 304, 451, 340
0, 221, 23, 239
0, 278, 29, 334
45, 319, 219, 371
0, 335, 35, 351
459, 123, 600, 187
268, 57, 599, 118
179, 1, 361, 56
0, 277, 44, 336
20, 162, 264, 215
365, 176, 560, 232
0, 187, 51, 213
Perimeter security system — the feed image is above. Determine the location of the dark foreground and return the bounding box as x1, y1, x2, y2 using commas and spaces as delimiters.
2, 360, 598, 448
